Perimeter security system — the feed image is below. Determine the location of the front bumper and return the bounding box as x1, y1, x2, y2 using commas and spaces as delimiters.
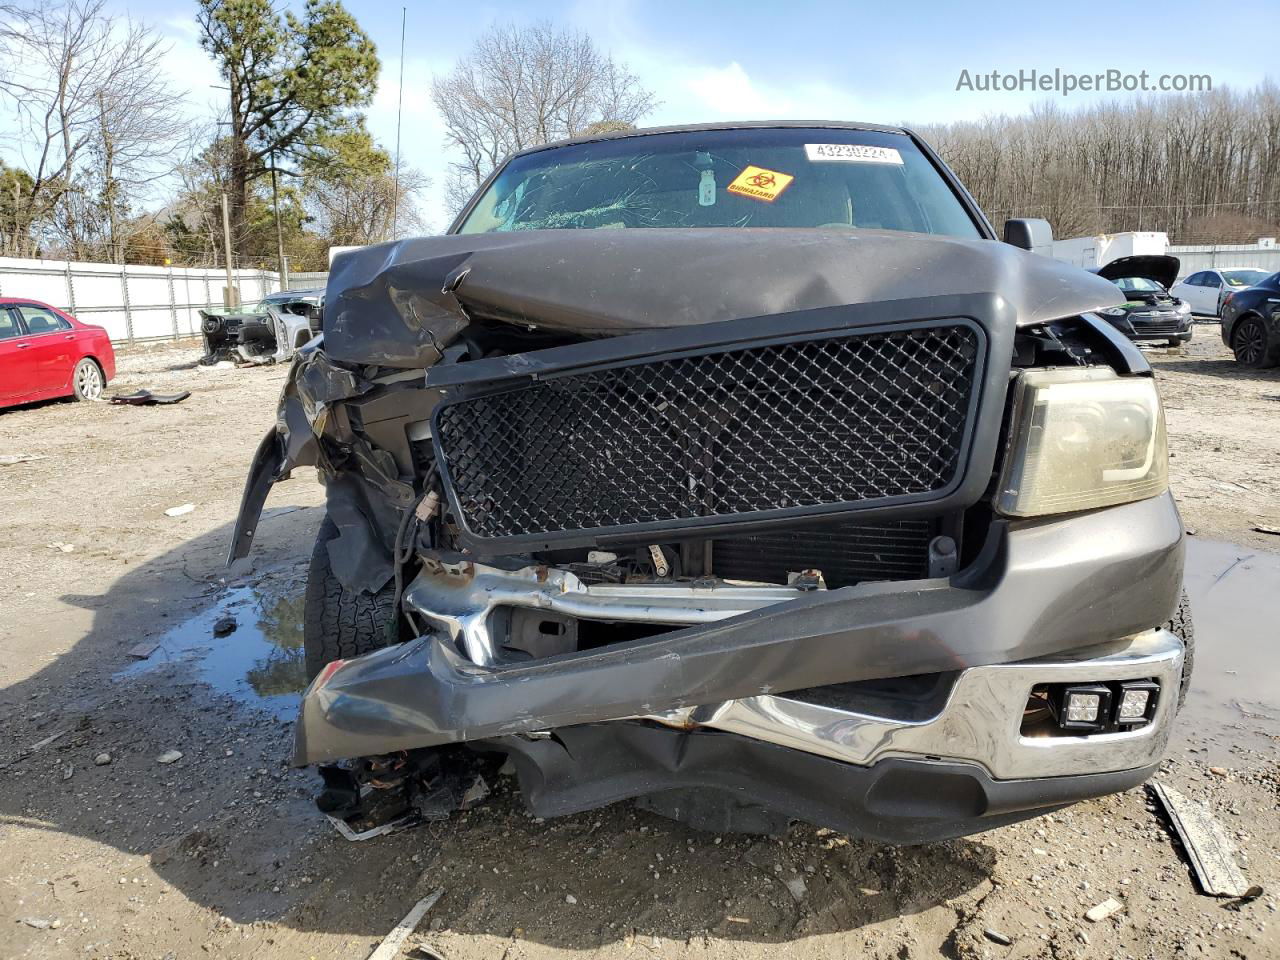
1104, 312, 1193, 342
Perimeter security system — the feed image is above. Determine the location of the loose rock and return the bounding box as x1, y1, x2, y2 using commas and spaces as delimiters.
1085, 898, 1123, 922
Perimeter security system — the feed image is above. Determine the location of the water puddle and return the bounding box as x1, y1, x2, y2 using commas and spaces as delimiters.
1176, 539, 1280, 763
116, 572, 308, 719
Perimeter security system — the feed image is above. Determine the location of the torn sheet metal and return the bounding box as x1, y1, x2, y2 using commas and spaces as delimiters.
324, 229, 1125, 368
1150, 781, 1255, 897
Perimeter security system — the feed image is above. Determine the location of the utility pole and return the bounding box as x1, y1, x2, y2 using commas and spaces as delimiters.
391, 6, 406, 241
221, 192, 238, 309
270, 153, 289, 290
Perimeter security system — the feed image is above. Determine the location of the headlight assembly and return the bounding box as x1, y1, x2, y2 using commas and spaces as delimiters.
995, 368, 1168, 517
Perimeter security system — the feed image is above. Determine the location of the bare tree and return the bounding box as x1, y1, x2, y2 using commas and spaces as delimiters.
432, 22, 658, 215
306, 166, 430, 246
0, 0, 188, 259
917, 83, 1280, 243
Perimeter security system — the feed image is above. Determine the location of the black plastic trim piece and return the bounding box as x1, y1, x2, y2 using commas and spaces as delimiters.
491, 722, 1160, 844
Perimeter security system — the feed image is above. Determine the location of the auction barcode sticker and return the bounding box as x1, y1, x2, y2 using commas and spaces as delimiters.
805, 144, 903, 164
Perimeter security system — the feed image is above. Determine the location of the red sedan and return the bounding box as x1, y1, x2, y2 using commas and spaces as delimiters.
0, 298, 115, 409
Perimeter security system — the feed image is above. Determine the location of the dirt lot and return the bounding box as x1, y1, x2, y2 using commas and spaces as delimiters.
1, 325, 1277, 960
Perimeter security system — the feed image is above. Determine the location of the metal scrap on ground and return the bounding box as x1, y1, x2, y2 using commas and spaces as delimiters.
0, 454, 48, 466
1150, 781, 1257, 898
367, 888, 445, 960
109, 389, 191, 406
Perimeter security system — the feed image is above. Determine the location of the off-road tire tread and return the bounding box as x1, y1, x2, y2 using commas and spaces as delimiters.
303, 517, 396, 679
1164, 591, 1195, 709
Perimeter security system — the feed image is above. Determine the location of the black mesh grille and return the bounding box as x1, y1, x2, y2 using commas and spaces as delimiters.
435, 323, 980, 541
711, 519, 934, 587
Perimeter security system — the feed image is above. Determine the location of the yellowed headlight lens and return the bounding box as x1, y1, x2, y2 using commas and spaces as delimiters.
996, 368, 1168, 517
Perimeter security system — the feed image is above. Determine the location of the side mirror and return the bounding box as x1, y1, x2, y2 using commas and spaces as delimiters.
1003, 218, 1053, 251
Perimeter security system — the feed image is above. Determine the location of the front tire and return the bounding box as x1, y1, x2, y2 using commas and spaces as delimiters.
1232, 316, 1279, 368
303, 516, 398, 679
72, 358, 104, 401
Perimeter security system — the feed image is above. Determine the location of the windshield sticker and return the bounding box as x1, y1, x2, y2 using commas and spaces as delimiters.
727, 165, 794, 203
805, 144, 904, 165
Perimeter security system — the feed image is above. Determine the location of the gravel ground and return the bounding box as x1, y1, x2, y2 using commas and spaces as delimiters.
0, 327, 1277, 960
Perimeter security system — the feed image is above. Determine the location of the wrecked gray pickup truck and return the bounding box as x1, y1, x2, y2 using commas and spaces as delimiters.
231, 122, 1192, 842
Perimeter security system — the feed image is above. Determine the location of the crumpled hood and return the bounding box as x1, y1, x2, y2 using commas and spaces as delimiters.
323, 228, 1125, 368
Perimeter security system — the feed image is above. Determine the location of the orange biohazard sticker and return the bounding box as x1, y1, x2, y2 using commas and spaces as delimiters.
727, 165, 794, 203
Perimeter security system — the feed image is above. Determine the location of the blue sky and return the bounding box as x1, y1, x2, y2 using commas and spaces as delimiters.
16, 0, 1280, 229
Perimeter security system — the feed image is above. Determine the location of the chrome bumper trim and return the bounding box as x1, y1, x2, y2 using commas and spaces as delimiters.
645, 629, 1184, 781
403, 558, 819, 665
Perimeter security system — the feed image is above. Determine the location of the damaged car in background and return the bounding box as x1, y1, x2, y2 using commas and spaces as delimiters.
199, 287, 323, 365
231, 122, 1193, 843
1091, 255, 1193, 349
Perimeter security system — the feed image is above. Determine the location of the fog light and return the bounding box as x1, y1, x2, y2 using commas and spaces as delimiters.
1050, 684, 1112, 732
1115, 680, 1159, 726
1067, 693, 1102, 722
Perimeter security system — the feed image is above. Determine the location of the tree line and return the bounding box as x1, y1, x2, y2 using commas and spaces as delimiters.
0, 0, 428, 270
2, 3, 1277, 271
918, 84, 1280, 244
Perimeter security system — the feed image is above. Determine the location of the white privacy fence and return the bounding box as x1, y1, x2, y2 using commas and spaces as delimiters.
1168, 243, 1280, 275
0, 256, 284, 344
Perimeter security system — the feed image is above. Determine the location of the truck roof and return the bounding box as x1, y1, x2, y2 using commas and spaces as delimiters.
512, 120, 913, 160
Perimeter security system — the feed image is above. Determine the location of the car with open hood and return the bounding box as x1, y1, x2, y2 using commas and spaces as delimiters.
1091, 255, 1193, 347
230, 122, 1192, 843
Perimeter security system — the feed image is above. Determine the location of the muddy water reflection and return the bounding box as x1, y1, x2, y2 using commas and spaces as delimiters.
1177, 539, 1280, 762
117, 575, 308, 718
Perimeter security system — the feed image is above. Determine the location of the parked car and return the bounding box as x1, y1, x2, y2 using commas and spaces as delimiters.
0, 298, 115, 410
232, 122, 1191, 843
1091, 255, 1193, 347
1170, 267, 1271, 317
1219, 271, 1280, 368
198, 288, 322, 365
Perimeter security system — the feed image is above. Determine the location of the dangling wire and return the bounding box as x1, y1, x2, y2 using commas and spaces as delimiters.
390, 465, 439, 639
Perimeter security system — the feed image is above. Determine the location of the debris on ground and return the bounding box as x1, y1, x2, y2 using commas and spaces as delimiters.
126, 642, 160, 659
156, 749, 184, 765
1254, 524, 1280, 536
61, 763, 74, 780
983, 928, 1013, 946
30, 730, 67, 752
367, 889, 445, 960
1084, 897, 1123, 922
164, 504, 195, 517
0, 454, 48, 466
47, 541, 75, 553
20, 917, 56, 930
93, 752, 111, 766
784, 876, 807, 901
458, 775, 490, 810
1150, 781, 1256, 897
565, 894, 578, 904
212, 616, 237, 638
109, 389, 192, 406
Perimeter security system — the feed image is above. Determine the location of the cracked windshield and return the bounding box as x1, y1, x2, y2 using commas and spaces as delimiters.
459, 128, 981, 237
